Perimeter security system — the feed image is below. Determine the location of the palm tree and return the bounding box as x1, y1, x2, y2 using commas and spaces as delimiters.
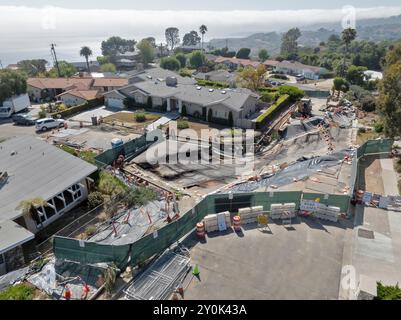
80, 46, 93, 73
199, 25, 208, 52
341, 28, 357, 76
17, 197, 47, 227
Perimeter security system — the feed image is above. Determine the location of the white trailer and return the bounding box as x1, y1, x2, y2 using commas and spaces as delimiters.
0, 94, 31, 118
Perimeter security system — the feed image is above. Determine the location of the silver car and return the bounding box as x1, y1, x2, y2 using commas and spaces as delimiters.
35, 118, 65, 131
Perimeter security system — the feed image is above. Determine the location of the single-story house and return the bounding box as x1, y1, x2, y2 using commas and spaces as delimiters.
104, 75, 259, 127
275, 61, 329, 80
263, 60, 280, 70
56, 89, 100, 106
27, 76, 128, 103
0, 136, 97, 275
92, 78, 129, 93
27, 78, 94, 102
215, 57, 261, 70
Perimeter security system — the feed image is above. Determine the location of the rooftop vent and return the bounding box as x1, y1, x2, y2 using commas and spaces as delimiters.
166, 76, 178, 87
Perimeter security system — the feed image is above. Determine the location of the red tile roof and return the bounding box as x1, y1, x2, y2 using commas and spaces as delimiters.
57, 89, 100, 101
27, 78, 94, 90
93, 78, 129, 88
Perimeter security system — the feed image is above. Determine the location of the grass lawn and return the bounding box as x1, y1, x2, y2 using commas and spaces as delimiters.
103, 112, 160, 125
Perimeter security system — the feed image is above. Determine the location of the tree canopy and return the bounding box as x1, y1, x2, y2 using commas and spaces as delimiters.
101, 36, 136, 59
183, 31, 201, 47
189, 50, 206, 69
165, 27, 180, 51
175, 53, 187, 69
236, 48, 251, 59
100, 63, 117, 73
137, 39, 155, 66
17, 59, 48, 77
47, 61, 77, 77
0, 70, 27, 104
258, 49, 269, 62
377, 43, 401, 137
160, 56, 181, 71
236, 64, 266, 92
280, 28, 301, 60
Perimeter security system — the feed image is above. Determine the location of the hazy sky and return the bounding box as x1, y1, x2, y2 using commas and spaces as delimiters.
1, 1, 400, 65
1, 0, 400, 10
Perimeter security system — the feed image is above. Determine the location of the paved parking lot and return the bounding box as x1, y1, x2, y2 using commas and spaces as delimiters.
183, 218, 348, 300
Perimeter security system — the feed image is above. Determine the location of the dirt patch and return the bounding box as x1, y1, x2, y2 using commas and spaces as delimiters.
358, 156, 385, 194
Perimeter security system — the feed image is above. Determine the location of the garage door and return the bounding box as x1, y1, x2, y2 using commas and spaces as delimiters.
107, 98, 124, 109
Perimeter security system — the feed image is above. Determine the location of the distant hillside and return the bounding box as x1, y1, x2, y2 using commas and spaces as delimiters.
208, 14, 401, 57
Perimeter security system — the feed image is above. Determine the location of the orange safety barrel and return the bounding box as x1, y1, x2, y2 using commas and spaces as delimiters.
196, 222, 205, 238
233, 215, 241, 232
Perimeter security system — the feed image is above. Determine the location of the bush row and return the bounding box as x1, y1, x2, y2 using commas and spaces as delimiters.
51, 98, 104, 119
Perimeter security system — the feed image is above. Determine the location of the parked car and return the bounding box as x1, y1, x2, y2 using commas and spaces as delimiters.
35, 118, 65, 131
12, 114, 38, 126
295, 74, 305, 81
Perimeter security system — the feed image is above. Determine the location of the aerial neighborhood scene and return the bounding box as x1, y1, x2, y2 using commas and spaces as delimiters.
2, 0, 401, 305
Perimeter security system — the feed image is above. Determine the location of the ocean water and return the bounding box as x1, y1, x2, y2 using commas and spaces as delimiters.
0, 34, 165, 66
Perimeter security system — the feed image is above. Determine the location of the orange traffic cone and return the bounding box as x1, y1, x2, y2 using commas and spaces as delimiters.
64, 286, 72, 300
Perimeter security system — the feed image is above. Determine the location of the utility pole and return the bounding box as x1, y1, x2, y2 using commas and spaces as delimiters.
50, 43, 61, 77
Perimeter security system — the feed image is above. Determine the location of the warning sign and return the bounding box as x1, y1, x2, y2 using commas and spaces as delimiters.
300, 200, 320, 212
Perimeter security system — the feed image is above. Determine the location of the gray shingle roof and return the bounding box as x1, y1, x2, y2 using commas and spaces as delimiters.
124, 66, 196, 85
0, 136, 97, 222
0, 220, 34, 254
131, 81, 258, 112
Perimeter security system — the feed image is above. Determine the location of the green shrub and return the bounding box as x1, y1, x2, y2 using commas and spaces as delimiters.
196, 79, 226, 89
395, 159, 401, 174
124, 187, 158, 207
85, 225, 97, 236
135, 113, 147, 123
256, 94, 290, 126
278, 85, 304, 101
358, 127, 366, 134
181, 105, 187, 117
98, 171, 128, 196
38, 106, 47, 119
0, 283, 35, 300
87, 191, 104, 209
376, 282, 401, 300
260, 92, 279, 103
177, 120, 189, 130
51, 98, 103, 118
374, 122, 384, 133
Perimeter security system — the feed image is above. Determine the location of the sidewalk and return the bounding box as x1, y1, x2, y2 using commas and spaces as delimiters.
340, 156, 401, 299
